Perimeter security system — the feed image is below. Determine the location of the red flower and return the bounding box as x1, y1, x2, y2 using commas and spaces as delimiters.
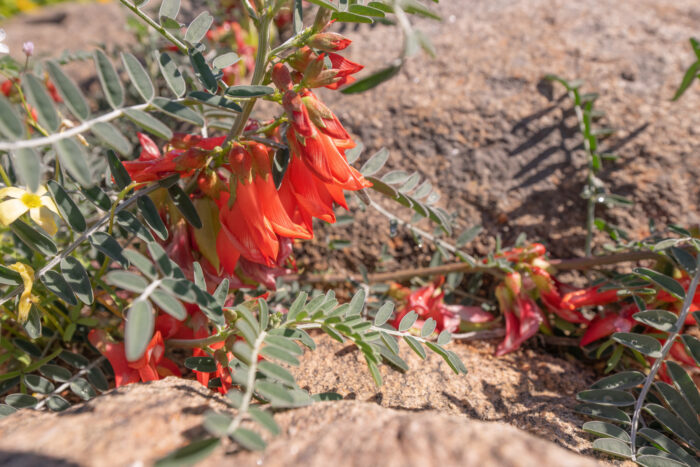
579, 304, 636, 347
529, 266, 589, 323
494, 280, 545, 356
561, 285, 620, 310
88, 329, 181, 387
286, 46, 363, 90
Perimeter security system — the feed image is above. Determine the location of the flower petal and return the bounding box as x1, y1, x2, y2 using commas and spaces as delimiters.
0, 198, 28, 225
0, 187, 27, 199
30, 207, 57, 235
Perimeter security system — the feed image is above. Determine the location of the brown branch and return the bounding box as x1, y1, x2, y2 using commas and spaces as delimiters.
282, 250, 662, 285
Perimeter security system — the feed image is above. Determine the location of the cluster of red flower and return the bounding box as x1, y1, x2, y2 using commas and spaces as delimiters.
94, 28, 368, 389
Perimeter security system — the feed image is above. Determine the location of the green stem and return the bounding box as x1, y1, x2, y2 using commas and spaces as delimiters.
224, 14, 271, 144
0, 163, 12, 187
0, 348, 62, 382
118, 0, 188, 54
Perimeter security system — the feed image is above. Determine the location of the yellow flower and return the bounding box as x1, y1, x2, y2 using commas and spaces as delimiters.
0, 186, 60, 235
8, 262, 35, 323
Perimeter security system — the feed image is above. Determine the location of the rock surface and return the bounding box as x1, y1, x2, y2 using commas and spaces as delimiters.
0, 377, 601, 467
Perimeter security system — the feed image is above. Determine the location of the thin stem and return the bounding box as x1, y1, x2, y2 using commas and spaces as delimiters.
0, 102, 152, 151
226, 329, 267, 435
629, 263, 700, 461
118, 0, 188, 54
224, 14, 271, 144
167, 332, 231, 349
0, 181, 166, 308
0, 163, 12, 187
34, 356, 106, 410
585, 184, 595, 257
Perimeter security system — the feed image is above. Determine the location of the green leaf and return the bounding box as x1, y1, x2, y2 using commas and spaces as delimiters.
655, 382, 700, 434
159, 0, 180, 25
185, 11, 213, 44
437, 329, 451, 346
634, 268, 686, 301
168, 185, 202, 228
91, 121, 133, 156
633, 310, 681, 332
360, 148, 389, 176
94, 49, 124, 109
105, 270, 148, 293
397, 310, 418, 331
582, 421, 630, 441
0, 94, 24, 140
11, 148, 41, 193
377, 344, 409, 371
666, 360, 700, 413
260, 344, 300, 366
258, 298, 269, 330
225, 85, 275, 98
13, 338, 41, 356
39, 364, 72, 382
184, 356, 217, 373
115, 210, 155, 242
147, 242, 174, 276
576, 389, 636, 407
679, 334, 700, 367
46, 60, 89, 120
670, 246, 697, 275
123, 109, 173, 140
155, 438, 220, 467
672, 60, 700, 101
59, 350, 89, 368
592, 438, 632, 459
150, 290, 186, 320
366, 355, 382, 386
255, 380, 295, 406
286, 291, 307, 322
90, 232, 129, 268
342, 63, 401, 94
120, 52, 154, 103
24, 374, 55, 394
348, 4, 385, 17
403, 335, 426, 359
612, 332, 662, 358
123, 250, 157, 280
231, 428, 266, 451
54, 138, 91, 186
4, 393, 38, 409
81, 185, 111, 210
187, 91, 242, 112
456, 225, 483, 247
23, 73, 59, 131
0, 404, 17, 418
332, 11, 373, 23
248, 406, 280, 435
638, 427, 700, 467
374, 302, 394, 326
124, 300, 154, 362
590, 371, 645, 390
574, 403, 631, 424
189, 50, 218, 93
257, 360, 296, 387
46, 181, 86, 232
264, 335, 302, 356
158, 52, 186, 98
10, 219, 57, 256
305, 0, 338, 11
152, 97, 204, 126
212, 52, 240, 70
636, 455, 687, 467
46, 395, 70, 412
41, 270, 78, 306
347, 288, 366, 316
138, 195, 169, 240
160, 278, 197, 302
644, 403, 700, 450
421, 318, 437, 337
107, 150, 132, 190
0, 264, 21, 286
292, 0, 303, 33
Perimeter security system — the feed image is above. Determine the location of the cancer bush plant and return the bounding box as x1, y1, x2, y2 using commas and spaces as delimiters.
0, 0, 466, 460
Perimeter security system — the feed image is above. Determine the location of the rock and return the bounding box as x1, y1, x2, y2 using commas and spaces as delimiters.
0, 377, 601, 467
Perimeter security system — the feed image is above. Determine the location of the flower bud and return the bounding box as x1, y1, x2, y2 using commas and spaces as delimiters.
271, 63, 293, 91
308, 32, 351, 52
22, 41, 34, 57
312, 8, 334, 33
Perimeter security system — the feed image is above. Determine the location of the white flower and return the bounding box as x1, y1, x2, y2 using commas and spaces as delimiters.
22, 41, 34, 57
0, 30, 8, 55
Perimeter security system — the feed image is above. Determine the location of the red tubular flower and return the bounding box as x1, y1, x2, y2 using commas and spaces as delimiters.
308, 32, 352, 52
494, 280, 545, 356
579, 304, 636, 347
561, 285, 620, 310
529, 266, 589, 323
287, 46, 363, 90
88, 329, 181, 387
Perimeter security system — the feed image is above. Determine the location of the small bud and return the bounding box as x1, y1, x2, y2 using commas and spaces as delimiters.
308, 32, 351, 52
271, 63, 293, 91
312, 9, 334, 33
22, 41, 34, 57
224, 308, 238, 323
